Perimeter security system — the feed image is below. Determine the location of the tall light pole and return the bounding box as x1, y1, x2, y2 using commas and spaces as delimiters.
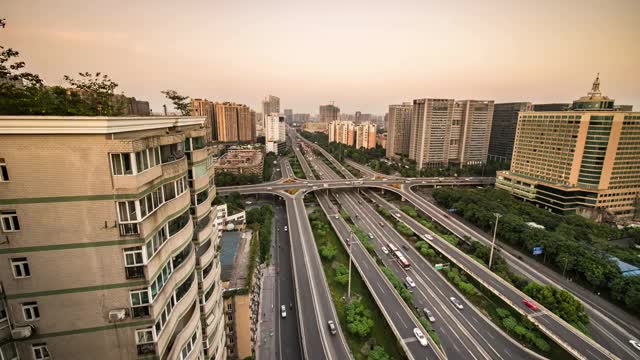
347, 231, 353, 301
488, 213, 502, 270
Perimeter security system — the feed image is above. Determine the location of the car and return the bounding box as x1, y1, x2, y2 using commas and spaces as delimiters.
403, 281, 414, 292
327, 320, 337, 335
465, 177, 473, 181
267, 187, 273, 190
450, 297, 464, 310
406, 276, 416, 288
381, 246, 389, 255
281, 305, 287, 318
345, 182, 350, 185
312, 186, 318, 189
284, 226, 288, 232
402, 244, 409, 251
424, 234, 433, 240
368, 233, 374, 239
423, 308, 436, 322
413, 328, 428, 347
334, 214, 339, 219
394, 213, 401, 218
379, 221, 385, 227
523, 299, 538, 310
245, 201, 252, 205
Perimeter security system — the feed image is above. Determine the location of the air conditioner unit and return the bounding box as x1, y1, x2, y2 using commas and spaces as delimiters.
11, 325, 33, 339
108, 309, 127, 322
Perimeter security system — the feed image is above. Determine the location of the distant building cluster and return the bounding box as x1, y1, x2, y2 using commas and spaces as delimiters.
191, 99, 257, 143
327, 120, 377, 149
215, 148, 264, 176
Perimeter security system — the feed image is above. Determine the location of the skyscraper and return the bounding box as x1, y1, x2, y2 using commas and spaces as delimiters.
328, 120, 354, 146
355, 121, 377, 149
386, 102, 413, 158
293, 113, 310, 123
213, 102, 256, 143
319, 104, 340, 123
262, 95, 280, 116
0, 115, 225, 360
191, 98, 215, 141
264, 114, 281, 142
284, 109, 293, 124
496, 76, 640, 222
409, 98, 494, 169
488, 102, 532, 162
255, 112, 264, 137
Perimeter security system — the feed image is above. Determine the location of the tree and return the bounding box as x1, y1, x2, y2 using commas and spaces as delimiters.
63, 72, 126, 116
367, 346, 391, 360
345, 300, 374, 337
162, 89, 191, 115
320, 244, 337, 260
335, 263, 349, 285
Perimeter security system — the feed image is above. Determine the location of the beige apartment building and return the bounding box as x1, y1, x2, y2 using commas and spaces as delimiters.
0, 116, 226, 360
328, 120, 355, 146
386, 103, 412, 158
355, 121, 377, 149
213, 103, 256, 143
302, 122, 328, 133
261, 95, 280, 117
191, 98, 215, 142
409, 98, 494, 169
497, 77, 640, 222
319, 104, 340, 123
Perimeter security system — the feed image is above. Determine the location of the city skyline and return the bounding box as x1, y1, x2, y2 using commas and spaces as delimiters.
3, 0, 640, 114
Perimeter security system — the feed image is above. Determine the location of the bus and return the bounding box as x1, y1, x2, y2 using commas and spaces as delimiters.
392, 250, 411, 270
387, 242, 399, 253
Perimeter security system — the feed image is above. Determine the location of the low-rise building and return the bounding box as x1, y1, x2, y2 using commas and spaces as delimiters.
302, 122, 328, 133
215, 149, 264, 176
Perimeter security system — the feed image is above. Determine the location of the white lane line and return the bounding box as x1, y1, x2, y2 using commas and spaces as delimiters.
404, 337, 417, 344
396, 312, 409, 329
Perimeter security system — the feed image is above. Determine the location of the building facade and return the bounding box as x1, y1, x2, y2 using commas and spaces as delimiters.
355, 121, 377, 149
254, 112, 264, 138
328, 120, 354, 146
192, 98, 215, 142
261, 96, 280, 117
453, 100, 495, 165
302, 122, 328, 133
488, 102, 532, 162
283, 109, 293, 124
293, 113, 310, 124
0, 116, 226, 360
215, 149, 264, 176
213, 103, 256, 143
496, 76, 640, 222
386, 102, 412, 158
319, 104, 340, 123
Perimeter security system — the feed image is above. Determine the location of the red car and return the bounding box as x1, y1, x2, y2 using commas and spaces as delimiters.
523, 299, 538, 310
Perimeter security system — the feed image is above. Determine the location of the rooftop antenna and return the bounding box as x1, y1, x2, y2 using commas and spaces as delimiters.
588, 73, 601, 97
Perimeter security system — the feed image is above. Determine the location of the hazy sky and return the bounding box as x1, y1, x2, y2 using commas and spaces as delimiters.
3, 0, 640, 114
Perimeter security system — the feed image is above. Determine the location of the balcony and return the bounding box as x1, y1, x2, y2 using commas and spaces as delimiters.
139, 190, 190, 238
146, 217, 193, 280
197, 240, 215, 270
113, 165, 163, 191
150, 250, 196, 313
157, 277, 199, 357
194, 212, 213, 245
162, 299, 202, 360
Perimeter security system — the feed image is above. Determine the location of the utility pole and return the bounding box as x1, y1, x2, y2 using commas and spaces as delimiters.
562, 257, 569, 278
347, 231, 353, 301
488, 213, 502, 269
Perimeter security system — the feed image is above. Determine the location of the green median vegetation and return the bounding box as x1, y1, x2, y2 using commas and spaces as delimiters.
289, 151, 307, 179
262, 152, 277, 181
246, 204, 273, 263
380, 266, 413, 303
308, 208, 405, 360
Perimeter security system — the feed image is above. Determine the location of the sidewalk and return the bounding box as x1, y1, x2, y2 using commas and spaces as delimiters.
255, 266, 276, 360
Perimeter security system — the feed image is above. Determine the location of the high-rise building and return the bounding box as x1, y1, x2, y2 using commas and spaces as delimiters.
213, 102, 256, 143
319, 104, 340, 123
386, 102, 413, 158
255, 112, 264, 137
261, 95, 280, 116
293, 113, 310, 123
328, 120, 354, 146
532, 103, 570, 111
264, 114, 282, 142
284, 109, 293, 124
191, 98, 215, 141
409, 99, 494, 169
355, 121, 377, 149
488, 102, 532, 162
0, 115, 225, 360
496, 75, 640, 223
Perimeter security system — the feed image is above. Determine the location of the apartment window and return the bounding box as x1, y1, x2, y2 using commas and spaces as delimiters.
135, 150, 152, 173
180, 330, 199, 360
10, 257, 30, 278
0, 159, 8, 181
31, 343, 50, 360
1, 211, 20, 232
111, 153, 134, 176
145, 225, 168, 261
0, 301, 7, 323
22, 302, 39, 321
135, 328, 156, 355
130, 289, 151, 318
124, 246, 145, 279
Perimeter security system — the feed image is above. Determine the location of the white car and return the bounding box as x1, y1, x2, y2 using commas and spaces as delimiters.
413, 328, 428, 347
424, 234, 433, 240
284, 226, 288, 232
423, 308, 436, 322
406, 276, 416, 288
450, 297, 464, 310
267, 187, 273, 190
381, 246, 389, 255
281, 305, 287, 318
394, 213, 402, 218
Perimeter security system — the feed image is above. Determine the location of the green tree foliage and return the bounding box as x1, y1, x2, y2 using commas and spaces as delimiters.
345, 300, 374, 338
320, 244, 337, 260
400, 205, 418, 218
214, 172, 261, 187
395, 222, 414, 237
161, 89, 191, 115
263, 152, 277, 181
367, 346, 391, 360
63, 72, 126, 115
335, 263, 349, 285
522, 282, 589, 331
246, 205, 273, 262
610, 276, 640, 309
381, 266, 413, 303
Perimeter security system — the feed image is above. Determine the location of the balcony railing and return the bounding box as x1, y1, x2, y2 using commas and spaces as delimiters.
125, 265, 145, 280
120, 223, 139, 236
137, 343, 156, 356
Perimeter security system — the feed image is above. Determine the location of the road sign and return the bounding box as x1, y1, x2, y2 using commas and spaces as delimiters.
448, 208, 457, 213
435, 263, 450, 270
533, 246, 543, 256
435, 264, 443, 270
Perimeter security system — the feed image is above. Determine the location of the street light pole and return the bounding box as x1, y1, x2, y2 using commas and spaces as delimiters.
347, 231, 353, 301
488, 213, 502, 270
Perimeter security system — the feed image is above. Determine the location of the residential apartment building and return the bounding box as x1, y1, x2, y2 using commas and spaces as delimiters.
328, 120, 355, 146
293, 113, 310, 124
261, 95, 280, 117
0, 116, 226, 360
319, 104, 340, 123
264, 114, 280, 142
386, 102, 412, 158
355, 121, 377, 149
284, 109, 293, 124
409, 98, 494, 169
496, 76, 640, 222
377, 133, 387, 149
254, 112, 264, 138
192, 98, 215, 142
213, 102, 256, 143
488, 102, 532, 162
302, 122, 328, 133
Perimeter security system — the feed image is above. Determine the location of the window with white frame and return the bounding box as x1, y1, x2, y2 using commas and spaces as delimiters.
180, 330, 199, 360
135, 328, 155, 344
135, 149, 154, 173
10, 257, 30, 278
145, 225, 168, 261
31, 343, 50, 360
117, 176, 187, 228
117, 201, 138, 223
149, 260, 173, 300
0, 158, 9, 181
1, 211, 20, 232
153, 294, 176, 336
111, 153, 134, 176
21, 302, 39, 321
123, 246, 145, 279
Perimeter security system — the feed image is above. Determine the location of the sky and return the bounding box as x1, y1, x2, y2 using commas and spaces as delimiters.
3, 0, 640, 115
